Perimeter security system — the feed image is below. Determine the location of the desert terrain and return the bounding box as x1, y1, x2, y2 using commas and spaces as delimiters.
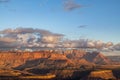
0, 49, 120, 80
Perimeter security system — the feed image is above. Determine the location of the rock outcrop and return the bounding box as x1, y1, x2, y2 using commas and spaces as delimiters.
88, 70, 116, 80
0, 50, 111, 69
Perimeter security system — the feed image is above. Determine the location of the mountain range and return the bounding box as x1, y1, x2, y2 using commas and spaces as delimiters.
0, 49, 119, 80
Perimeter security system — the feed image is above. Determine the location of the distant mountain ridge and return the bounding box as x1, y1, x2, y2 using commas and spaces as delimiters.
0, 50, 112, 70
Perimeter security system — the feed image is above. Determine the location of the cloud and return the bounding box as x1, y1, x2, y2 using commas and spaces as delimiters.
0, 27, 118, 52
39, 0, 48, 7
0, 27, 64, 36
0, 37, 19, 48
41, 35, 63, 43
0, 0, 10, 3
62, 39, 113, 50
0, 28, 64, 48
78, 25, 87, 28
105, 42, 113, 48
0, 37, 16, 43
63, 0, 82, 11
113, 43, 120, 51
0, 28, 35, 34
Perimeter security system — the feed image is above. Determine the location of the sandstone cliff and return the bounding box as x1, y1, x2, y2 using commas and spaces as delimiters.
0, 50, 111, 69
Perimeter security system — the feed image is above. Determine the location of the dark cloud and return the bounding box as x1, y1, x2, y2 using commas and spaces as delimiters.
63, 0, 82, 11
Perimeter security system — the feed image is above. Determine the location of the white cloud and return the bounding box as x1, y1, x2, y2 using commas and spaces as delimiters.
113, 43, 120, 50
0, 28, 64, 48
0, 27, 118, 52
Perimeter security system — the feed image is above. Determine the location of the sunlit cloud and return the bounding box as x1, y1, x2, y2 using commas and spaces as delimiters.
0, 27, 119, 52
0, 28, 64, 48
113, 43, 120, 51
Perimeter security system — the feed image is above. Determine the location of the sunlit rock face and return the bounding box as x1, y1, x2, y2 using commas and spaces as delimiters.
0, 50, 115, 80
0, 50, 111, 69
88, 70, 116, 80
0, 51, 68, 68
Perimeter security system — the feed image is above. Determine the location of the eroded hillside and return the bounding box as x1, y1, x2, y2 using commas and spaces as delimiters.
0, 50, 118, 80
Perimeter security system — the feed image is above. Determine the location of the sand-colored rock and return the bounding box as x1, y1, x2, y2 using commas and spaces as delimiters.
88, 70, 116, 79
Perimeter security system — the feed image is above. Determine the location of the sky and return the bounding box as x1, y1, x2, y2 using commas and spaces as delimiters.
0, 0, 120, 53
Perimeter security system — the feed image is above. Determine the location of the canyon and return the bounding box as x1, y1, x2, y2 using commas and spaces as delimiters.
0, 49, 120, 80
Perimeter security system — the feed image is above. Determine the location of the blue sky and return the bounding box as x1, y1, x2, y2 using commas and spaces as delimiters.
0, 0, 120, 43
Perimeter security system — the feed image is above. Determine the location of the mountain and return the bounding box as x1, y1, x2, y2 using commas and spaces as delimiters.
83, 51, 111, 64
0, 50, 116, 80
0, 51, 72, 69
107, 56, 120, 62
64, 50, 111, 65
0, 50, 111, 69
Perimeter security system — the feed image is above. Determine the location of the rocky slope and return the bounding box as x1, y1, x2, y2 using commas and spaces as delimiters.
0, 50, 116, 80
0, 50, 111, 70
0, 51, 70, 69
83, 51, 111, 64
